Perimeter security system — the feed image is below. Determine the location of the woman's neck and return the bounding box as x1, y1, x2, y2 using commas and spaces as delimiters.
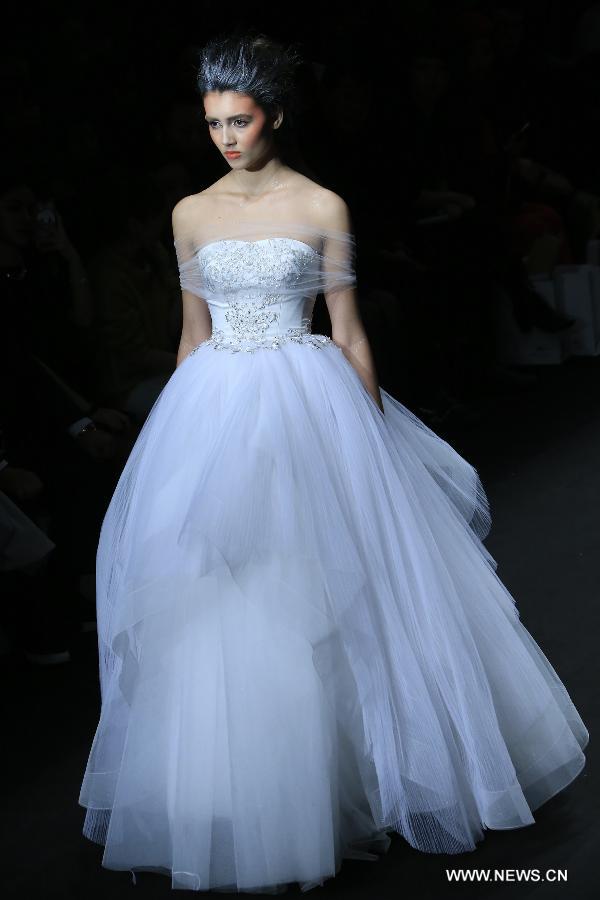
226, 156, 290, 198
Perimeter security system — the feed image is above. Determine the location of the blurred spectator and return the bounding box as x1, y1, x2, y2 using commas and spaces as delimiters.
1, 180, 104, 400
571, 1, 600, 58
0, 167, 136, 663
87, 171, 180, 422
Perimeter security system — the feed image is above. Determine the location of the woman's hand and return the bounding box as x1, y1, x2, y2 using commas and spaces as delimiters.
75, 428, 118, 461
378, 242, 428, 272
33, 207, 77, 260
415, 189, 476, 218
515, 158, 574, 197
89, 407, 131, 432
440, 191, 476, 218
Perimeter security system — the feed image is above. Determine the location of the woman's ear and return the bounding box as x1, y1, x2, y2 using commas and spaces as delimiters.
272, 107, 284, 130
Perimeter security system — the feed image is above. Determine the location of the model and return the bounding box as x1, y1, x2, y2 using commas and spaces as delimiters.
79, 32, 589, 894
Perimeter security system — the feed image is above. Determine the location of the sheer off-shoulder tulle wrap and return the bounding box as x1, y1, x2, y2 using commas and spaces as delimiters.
173, 217, 358, 306
79, 216, 588, 892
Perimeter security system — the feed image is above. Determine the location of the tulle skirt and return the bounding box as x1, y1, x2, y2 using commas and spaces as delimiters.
79, 337, 589, 893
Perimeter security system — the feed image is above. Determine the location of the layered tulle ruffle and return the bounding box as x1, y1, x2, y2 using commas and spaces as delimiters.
79, 338, 588, 893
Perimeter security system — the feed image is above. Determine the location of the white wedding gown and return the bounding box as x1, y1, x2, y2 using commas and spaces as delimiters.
79, 235, 589, 894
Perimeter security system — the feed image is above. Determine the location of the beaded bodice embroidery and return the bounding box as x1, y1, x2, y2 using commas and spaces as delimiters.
189, 238, 332, 354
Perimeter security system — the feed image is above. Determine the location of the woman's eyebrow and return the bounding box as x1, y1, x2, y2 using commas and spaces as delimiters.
204, 114, 250, 121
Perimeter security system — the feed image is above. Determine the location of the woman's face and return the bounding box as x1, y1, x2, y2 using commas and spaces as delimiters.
203, 90, 280, 168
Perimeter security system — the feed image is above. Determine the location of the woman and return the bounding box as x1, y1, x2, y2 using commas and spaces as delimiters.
79, 32, 589, 894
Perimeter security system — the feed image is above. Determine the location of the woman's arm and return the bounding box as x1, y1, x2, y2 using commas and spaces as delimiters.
172, 201, 213, 367
320, 194, 385, 414
176, 289, 213, 367
62, 244, 94, 329
35, 207, 94, 329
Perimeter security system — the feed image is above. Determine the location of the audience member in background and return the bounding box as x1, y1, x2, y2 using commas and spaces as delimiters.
0, 434, 64, 664
0, 169, 134, 664
307, 62, 428, 403
395, 34, 574, 411
5, 181, 104, 401
440, 14, 581, 320
87, 172, 180, 423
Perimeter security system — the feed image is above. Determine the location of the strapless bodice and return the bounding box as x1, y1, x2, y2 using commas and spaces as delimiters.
190, 238, 332, 354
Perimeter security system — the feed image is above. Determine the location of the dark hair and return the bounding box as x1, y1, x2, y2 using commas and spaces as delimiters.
196, 30, 304, 138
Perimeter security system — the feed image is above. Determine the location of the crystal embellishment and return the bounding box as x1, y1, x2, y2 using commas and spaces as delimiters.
190, 324, 333, 355
224, 295, 281, 340
188, 239, 335, 355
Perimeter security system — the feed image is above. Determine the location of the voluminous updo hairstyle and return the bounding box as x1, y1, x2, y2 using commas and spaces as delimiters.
195, 30, 305, 150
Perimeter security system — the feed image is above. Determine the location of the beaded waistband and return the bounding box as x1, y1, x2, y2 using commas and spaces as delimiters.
190, 326, 333, 355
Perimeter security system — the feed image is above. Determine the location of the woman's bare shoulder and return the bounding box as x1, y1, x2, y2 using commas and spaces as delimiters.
284, 171, 351, 233
172, 187, 220, 221
172, 172, 351, 233
302, 183, 352, 233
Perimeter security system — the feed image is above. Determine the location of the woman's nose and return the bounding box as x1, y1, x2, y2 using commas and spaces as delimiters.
222, 127, 236, 147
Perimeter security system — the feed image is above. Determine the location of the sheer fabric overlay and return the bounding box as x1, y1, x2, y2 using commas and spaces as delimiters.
79, 216, 589, 894
174, 218, 358, 304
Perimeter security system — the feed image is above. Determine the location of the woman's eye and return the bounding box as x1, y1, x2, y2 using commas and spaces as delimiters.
208, 120, 248, 128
